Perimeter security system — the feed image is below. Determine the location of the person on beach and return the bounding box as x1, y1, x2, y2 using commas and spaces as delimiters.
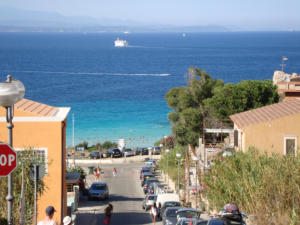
150, 202, 158, 225
104, 203, 113, 225
37, 206, 58, 225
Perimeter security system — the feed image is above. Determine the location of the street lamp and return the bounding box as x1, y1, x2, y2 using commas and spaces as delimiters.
0, 75, 25, 225
176, 153, 181, 194
165, 149, 170, 189
192, 156, 199, 210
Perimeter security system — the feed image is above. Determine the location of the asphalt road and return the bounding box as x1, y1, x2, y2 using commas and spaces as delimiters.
76, 163, 162, 225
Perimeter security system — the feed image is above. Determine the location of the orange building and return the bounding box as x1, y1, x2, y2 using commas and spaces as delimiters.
230, 99, 300, 156
0, 98, 70, 224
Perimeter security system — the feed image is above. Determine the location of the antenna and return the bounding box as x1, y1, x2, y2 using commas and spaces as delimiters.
281, 56, 288, 72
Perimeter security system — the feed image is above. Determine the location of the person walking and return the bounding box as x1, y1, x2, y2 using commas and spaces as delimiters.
104, 203, 113, 225
37, 206, 58, 225
150, 203, 158, 225
112, 168, 117, 177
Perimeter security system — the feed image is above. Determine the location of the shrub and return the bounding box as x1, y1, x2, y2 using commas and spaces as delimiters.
204, 148, 300, 225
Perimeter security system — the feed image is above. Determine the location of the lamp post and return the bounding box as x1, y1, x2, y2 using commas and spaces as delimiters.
176, 153, 181, 194
192, 156, 199, 210
0, 75, 25, 225
165, 149, 170, 189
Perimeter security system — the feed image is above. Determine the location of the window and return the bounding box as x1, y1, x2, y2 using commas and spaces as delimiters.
284, 136, 297, 156
15, 148, 48, 173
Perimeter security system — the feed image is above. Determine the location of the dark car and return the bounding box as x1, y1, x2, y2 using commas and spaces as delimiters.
141, 148, 149, 155
88, 182, 109, 201
162, 207, 181, 225
106, 148, 122, 158
89, 151, 101, 159
135, 147, 148, 155
140, 167, 151, 179
141, 172, 154, 186
160, 201, 182, 218
143, 178, 159, 194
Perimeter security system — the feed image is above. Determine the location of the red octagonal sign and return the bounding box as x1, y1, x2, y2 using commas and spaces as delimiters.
0, 144, 17, 177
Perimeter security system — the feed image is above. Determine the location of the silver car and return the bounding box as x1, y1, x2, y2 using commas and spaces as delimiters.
142, 194, 157, 211
88, 182, 109, 201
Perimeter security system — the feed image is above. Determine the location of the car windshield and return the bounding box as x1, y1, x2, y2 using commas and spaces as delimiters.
148, 196, 157, 200
177, 210, 200, 218
166, 208, 178, 217
91, 185, 106, 190
207, 220, 224, 225
164, 202, 181, 208
197, 221, 209, 225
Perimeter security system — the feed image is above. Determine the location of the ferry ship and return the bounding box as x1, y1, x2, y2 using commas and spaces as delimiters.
114, 38, 128, 47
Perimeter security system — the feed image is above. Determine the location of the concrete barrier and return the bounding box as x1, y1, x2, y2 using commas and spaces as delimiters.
67, 155, 161, 165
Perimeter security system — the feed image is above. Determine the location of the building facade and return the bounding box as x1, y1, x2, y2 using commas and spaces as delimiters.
0, 98, 70, 223
230, 99, 300, 156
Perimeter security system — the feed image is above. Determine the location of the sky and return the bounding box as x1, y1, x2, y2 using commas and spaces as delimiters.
1, 0, 300, 30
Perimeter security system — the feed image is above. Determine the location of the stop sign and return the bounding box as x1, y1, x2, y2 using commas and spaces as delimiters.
0, 144, 17, 177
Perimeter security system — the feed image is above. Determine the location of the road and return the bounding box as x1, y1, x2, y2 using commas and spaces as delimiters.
76, 163, 162, 225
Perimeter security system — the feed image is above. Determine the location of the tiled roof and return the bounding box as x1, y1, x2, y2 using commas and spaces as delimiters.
15, 99, 58, 117
230, 99, 300, 128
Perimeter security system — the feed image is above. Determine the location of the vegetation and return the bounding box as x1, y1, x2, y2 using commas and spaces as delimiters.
67, 166, 86, 179
204, 149, 300, 225
75, 140, 117, 152
159, 145, 185, 188
165, 67, 279, 147
0, 150, 45, 225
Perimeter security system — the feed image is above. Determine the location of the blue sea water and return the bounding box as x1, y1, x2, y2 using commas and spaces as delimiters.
0, 32, 299, 147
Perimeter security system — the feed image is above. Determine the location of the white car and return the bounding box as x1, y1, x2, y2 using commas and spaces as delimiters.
123, 148, 134, 157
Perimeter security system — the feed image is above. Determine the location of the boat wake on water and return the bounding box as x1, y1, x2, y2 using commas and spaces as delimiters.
2, 70, 171, 77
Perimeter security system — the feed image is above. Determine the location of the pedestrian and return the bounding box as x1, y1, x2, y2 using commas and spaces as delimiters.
150, 202, 158, 225
37, 206, 58, 225
63, 216, 72, 225
94, 167, 100, 181
112, 168, 117, 176
157, 202, 162, 219
104, 203, 113, 225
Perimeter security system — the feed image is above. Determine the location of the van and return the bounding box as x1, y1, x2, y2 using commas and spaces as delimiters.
156, 193, 179, 206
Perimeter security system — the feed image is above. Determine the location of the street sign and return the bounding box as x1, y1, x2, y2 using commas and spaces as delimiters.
29, 163, 45, 181
0, 144, 17, 177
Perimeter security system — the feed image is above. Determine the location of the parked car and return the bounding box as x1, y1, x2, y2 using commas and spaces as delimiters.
89, 151, 101, 159
176, 218, 205, 225
135, 147, 147, 155
176, 208, 201, 220
162, 207, 181, 225
156, 193, 180, 207
152, 146, 161, 155
88, 182, 109, 201
140, 167, 152, 179
141, 172, 155, 186
141, 148, 149, 155
123, 148, 134, 157
143, 178, 159, 194
106, 148, 122, 158
160, 201, 182, 219
142, 194, 157, 211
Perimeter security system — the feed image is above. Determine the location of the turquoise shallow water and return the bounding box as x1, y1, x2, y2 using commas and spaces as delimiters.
0, 32, 299, 147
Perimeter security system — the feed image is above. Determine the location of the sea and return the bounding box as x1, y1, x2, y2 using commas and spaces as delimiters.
0, 32, 299, 147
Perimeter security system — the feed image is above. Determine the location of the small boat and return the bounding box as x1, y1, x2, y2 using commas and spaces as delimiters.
114, 38, 128, 47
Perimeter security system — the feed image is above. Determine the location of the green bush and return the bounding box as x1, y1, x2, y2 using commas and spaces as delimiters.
67, 166, 86, 179
204, 148, 300, 225
0, 150, 45, 225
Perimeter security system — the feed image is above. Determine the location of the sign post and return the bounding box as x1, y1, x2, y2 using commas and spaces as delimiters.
0, 144, 17, 177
